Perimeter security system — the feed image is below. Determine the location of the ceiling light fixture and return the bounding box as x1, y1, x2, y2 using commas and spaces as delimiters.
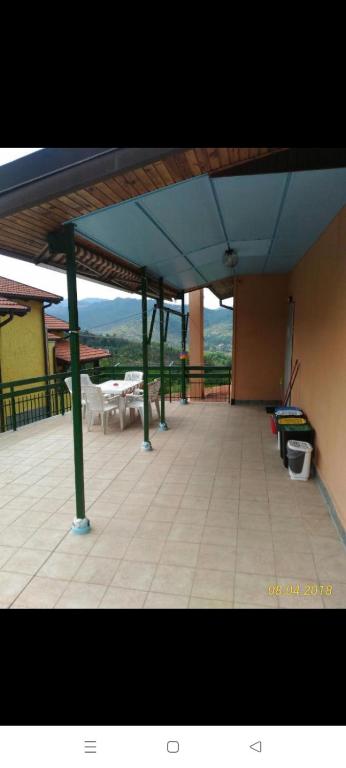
223, 247, 238, 268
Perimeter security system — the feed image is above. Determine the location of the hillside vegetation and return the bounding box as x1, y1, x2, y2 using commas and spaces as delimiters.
54, 297, 233, 356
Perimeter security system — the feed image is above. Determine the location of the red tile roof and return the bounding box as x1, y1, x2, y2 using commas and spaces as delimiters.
0, 297, 31, 316
45, 313, 69, 330
0, 276, 63, 303
55, 340, 111, 363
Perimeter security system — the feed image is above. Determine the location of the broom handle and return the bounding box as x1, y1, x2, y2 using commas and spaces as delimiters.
284, 360, 300, 406
282, 359, 299, 404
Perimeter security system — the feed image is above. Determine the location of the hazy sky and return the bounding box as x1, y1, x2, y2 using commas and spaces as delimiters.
0, 148, 233, 310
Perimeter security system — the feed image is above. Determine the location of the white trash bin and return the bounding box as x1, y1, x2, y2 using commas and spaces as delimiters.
287, 440, 313, 481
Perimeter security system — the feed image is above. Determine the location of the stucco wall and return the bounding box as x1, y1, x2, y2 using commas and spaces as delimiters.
289, 207, 346, 527
0, 300, 46, 383
232, 274, 289, 401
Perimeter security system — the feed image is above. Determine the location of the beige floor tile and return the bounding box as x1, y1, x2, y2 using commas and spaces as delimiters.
103, 519, 140, 538
0, 571, 32, 606
314, 553, 346, 583
11, 576, 69, 608
41, 512, 73, 531
124, 538, 164, 564
180, 496, 210, 511
302, 516, 340, 537
238, 514, 271, 532
168, 524, 203, 544
236, 547, 275, 576
273, 531, 312, 553
87, 501, 120, 517
192, 568, 234, 601
160, 541, 199, 568
144, 592, 189, 608
271, 517, 306, 533
202, 526, 237, 547
55, 582, 106, 609
99, 586, 147, 608
308, 535, 345, 557
136, 521, 172, 541
0, 527, 36, 547
4, 497, 37, 512
15, 509, 54, 528
206, 509, 238, 526
175, 508, 207, 525
0, 546, 18, 568
114, 506, 147, 522
112, 560, 156, 591
2, 547, 49, 575
28, 497, 67, 513
25, 528, 66, 551
234, 572, 278, 607
151, 564, 195, 596
237, 528, 273, 551
197, 544, 236, 572
73, 556, 120, 585
189, 597, 233, 608
151, 494, 182, 509
89, 534, 131, 559
211, 487, 239, 501
233, 602, 277, 609
299, 503, 330, 517
0, 508, 24, 526
239, 499, 269, 516
55, 532, 97, 556
275, 551, 318, 579
143, 505, 177, 523
269, 502, 301, 518
38, 553, 85, 580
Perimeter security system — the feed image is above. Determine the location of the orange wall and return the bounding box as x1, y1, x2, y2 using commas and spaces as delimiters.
233, 274, 289, 401
289, 207, 346, 527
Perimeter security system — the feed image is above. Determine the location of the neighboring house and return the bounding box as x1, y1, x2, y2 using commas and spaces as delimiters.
0, 276, 63, 385
44, 313, 111, 373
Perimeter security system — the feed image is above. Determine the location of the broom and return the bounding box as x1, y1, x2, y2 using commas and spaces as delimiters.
266, 359, 300, 414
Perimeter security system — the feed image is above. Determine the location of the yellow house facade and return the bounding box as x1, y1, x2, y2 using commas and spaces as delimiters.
0, 277, 63, 386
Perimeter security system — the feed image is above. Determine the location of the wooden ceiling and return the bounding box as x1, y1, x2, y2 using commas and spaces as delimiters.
0, 147, 286, 297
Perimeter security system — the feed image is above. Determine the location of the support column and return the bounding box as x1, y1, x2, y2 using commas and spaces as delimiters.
180, 293, 188, 404
159, 278, 168, 430
189, 289, 204, 400
50, 223, 90, 534
141, 269, 152, 451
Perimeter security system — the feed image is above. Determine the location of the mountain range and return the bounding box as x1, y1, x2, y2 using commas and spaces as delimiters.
53, 297, 233, 352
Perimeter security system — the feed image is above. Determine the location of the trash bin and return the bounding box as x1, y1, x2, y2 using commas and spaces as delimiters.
279, 423, 315, 467
287, 440, 313, 481
274, 407, 304, 417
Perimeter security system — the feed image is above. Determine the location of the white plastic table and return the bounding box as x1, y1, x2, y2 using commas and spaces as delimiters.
97, 380, 139, 397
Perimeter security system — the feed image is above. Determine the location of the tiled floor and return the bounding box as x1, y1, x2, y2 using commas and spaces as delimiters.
0, 403, 345, 609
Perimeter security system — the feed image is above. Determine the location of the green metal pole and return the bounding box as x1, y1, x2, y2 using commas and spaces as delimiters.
141, 269, 152, 451
180, 293, 188, 404
158, 278, 168, 430
65, 223, 90, 534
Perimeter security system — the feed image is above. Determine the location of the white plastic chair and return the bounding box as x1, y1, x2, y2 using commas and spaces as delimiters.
124, 371, 143, 382
64, 376, 87, 418
83, 384, 125, 433
125, 378, 161, 425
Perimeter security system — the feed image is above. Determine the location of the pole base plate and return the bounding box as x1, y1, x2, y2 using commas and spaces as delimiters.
71, 517, 91, 535
159, 422, 169, 431
180, 398, 188, 405
141, 440, 153, 451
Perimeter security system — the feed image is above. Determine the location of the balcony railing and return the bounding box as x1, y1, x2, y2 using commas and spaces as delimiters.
0, 365, 231, 433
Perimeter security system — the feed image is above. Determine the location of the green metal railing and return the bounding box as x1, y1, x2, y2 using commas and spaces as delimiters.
0, 365, 231, 434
